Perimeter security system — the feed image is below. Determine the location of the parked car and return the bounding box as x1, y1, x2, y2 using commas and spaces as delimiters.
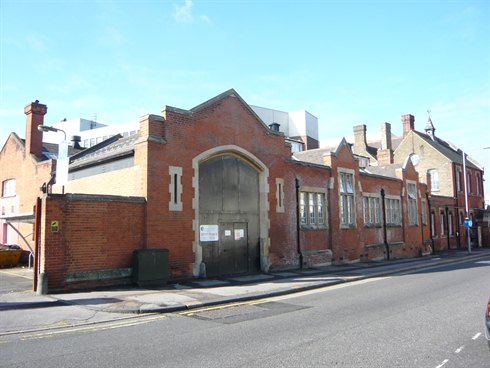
486, 299, 490, 349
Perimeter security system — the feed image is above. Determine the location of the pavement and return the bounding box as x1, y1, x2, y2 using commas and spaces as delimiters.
1, 247, 490, 336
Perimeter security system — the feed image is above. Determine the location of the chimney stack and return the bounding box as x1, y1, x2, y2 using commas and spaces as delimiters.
381, 122, 392, 150
24, 100, 47, 159
353, 124, 368, 154
377, 122, 393, 166
401, 114, 415, 137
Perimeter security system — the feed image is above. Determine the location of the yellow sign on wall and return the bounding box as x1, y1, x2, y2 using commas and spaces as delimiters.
51, 220, 59, 233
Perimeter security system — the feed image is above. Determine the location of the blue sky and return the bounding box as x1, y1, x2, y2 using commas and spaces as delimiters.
1, 0, 489, 199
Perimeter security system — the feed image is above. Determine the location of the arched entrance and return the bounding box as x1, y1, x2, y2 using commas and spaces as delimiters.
198, 154, 261, 277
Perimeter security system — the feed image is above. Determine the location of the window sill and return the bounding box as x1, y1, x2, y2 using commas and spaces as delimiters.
301, 225, 328, 230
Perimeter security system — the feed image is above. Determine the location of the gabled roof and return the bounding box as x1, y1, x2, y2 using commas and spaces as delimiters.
5, 132, 85, 161
411, 130, 482, 170
164, 88, 275, 134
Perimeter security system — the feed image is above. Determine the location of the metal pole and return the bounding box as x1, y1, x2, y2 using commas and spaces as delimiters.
462, 151, 471, 254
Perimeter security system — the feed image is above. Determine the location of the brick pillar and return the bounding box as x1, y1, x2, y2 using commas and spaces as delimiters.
401, 114, 415, 138
24, 100, 47, 159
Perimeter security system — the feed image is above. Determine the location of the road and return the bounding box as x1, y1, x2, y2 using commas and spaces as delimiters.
1, 258, 489, 368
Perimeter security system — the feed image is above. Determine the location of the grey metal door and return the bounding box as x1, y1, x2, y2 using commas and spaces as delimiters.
219, 222, 248, 275
199, 155, 260, 277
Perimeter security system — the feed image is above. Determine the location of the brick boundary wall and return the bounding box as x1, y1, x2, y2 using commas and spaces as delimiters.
39, 193, 146, 292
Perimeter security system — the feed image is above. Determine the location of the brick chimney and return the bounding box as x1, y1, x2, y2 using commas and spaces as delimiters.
353, 124, 367, 155
24, 100, 47, 159
138, 114, 165, 143
377, 122, 393, 166
401, 114, 415, 137
381, 122, 392, 150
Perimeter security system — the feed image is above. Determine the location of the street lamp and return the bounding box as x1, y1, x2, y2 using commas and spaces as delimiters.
37, 124, 69, 188
37, 124, 66, 141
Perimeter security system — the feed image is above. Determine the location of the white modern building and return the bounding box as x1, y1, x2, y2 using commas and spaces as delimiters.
43, 106, 320, 153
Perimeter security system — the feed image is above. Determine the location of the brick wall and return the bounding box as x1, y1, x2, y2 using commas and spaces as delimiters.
40, 194, 146, 292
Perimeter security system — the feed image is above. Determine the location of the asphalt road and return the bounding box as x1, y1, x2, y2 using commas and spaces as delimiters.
1, 258, 489, 368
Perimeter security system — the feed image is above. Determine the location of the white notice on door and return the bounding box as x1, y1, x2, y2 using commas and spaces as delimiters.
200, 225, 219, 242
225, 230, 232, 236
234, 229, 244, 240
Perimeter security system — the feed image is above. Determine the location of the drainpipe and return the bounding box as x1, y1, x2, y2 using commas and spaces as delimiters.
295, 178, 303, 269
426, 192, 434, 253
452, 162, 461, 249
380, 188, 389, 260
420, 197, 424, 256
445, 206, 450, 250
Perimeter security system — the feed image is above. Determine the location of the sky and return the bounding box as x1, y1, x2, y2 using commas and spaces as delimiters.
1, 0, 489, 200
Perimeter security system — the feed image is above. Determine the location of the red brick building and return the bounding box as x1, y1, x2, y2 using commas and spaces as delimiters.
2, 90, 461, 292
0, 101, 83, 264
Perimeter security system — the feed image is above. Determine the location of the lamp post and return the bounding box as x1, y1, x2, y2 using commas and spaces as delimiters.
462, 151, 471, 254
37, 125, 69, 190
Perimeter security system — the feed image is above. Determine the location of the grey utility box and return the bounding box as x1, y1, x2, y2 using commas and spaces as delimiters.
132, 249, 169, 286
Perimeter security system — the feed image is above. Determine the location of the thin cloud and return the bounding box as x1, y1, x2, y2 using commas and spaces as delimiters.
173, 0, 210, 24
173, 0, 194, 23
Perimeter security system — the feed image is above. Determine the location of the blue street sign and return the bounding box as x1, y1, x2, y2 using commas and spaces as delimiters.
463, 218, 472, 228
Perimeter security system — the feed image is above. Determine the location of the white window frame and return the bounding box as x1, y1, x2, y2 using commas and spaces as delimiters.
448, 211, 453, 236
407, 181, 418, 226
2, 179, 16, 198
476, 173, 481, 195
363, 194, 380, 226
440, 211, 445, 236
385, 196, 401, 226
428, 169, 439, 192
456, 167, 462, 192
299, 187, 327, 228
338, 169, 355, 228
421, 199, 427, 225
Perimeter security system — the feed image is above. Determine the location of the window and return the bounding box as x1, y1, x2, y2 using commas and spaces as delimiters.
428, 169, 439, 191
421, 199, 427, 225
363, 195, 380, 226
431, 211, 436, 237
448, 212, 453, 236
459, 211, 464, 225
440, 211, 445, 236
339, 172, 355, 226
169, 166, 183, 211
476, 173, 481, 195
2, 179, 16, 197
385, 198, 401, 225
276, 178, 285, 213
407, 182, 418, 226
299, 191, 326, 227
300, 192, 307, 225
456, 167, 462, 192
466, 170, 471, 193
